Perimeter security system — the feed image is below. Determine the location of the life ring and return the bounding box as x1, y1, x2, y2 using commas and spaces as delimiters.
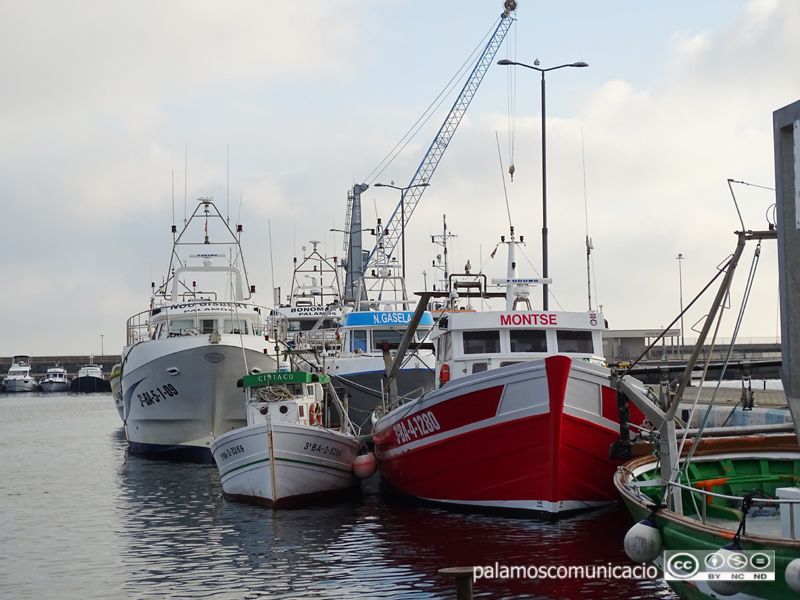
310, 403, 323, 425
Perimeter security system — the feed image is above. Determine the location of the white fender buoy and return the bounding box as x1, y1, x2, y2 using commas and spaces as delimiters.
707, 547, 747, 596
785, 558, 800, 593
353, 452, 377, 479
623, 516, 662, 563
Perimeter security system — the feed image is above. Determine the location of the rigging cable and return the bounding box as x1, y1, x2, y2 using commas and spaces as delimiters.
503, 22, 517, 180
363, 17, 503, 184
495, 132, 513, 230
676, 240, 764, 478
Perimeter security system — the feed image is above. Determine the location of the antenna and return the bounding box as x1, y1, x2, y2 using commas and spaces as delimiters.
171, 169, 176, 241
431, 214, 457, 292
227, 144, 230, 224
582, 128, 595, 311
268, 219, 276, 309
184, 144, 188, 225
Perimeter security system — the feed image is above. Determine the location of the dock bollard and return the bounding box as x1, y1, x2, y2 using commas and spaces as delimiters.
438, 566, 474, 600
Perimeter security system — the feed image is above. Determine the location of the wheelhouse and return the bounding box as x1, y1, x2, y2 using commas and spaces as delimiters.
434, 310, 606, 379
338, 311, 435, 355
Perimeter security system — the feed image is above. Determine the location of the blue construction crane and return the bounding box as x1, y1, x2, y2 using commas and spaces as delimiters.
341, 1, 517, 301
365, 1, 517, 270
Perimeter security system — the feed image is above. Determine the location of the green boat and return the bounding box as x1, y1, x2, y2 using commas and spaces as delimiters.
615, 434, 800, 599
611, 224, 800, 598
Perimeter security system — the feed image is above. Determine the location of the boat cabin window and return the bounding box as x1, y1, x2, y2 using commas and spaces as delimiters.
289, 318, 338, 333
169, 319, 196, 335
201, 319, 216, 334
510, 330, 547, 353
463, 331, 500, 354
472, 362, 488, 374
372, 329, 405, 351
556, 330, 594, 353
351, 330, 367, 352
500, 361, 521, 368
224, 319, 248, 334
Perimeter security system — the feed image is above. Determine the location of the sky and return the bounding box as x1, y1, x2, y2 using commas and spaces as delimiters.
2, 0, 798, 358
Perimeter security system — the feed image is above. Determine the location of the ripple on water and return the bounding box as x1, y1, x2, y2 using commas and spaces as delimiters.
0, 394, 677, 599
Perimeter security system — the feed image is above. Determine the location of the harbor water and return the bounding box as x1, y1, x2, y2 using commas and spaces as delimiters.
0, 393, 677, 599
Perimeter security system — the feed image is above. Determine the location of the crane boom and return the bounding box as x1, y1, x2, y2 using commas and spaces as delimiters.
365, 2, 517, 269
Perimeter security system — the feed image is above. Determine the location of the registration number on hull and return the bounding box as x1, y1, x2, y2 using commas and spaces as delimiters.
393, 411, 441, 445
137, 383, 179, 406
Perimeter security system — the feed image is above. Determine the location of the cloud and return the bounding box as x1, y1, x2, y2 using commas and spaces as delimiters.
0, 0, 796, 357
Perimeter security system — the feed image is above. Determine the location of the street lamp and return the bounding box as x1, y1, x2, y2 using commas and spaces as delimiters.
497, 58, 588, 310
373, 182, 430, 280
101, 334, 104, 357
676, 253, 685, 356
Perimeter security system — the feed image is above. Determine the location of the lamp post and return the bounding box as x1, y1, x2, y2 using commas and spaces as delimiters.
497, 59, 588, 310
101, 334, 104, 357
373, 182, 430, 280
676, 253, 685, 356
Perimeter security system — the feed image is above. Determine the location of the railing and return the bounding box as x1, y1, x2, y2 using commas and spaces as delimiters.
126, 304, 275, 346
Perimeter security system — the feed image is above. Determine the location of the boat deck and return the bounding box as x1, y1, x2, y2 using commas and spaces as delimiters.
695, 510, 784, 537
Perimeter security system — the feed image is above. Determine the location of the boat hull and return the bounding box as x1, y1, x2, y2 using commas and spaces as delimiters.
332, 368, 434, 433
615, 436, 800, 600
373, 355, 633, 517
122, 334, 275, 462
327, 354, 434, 433
70, 376, 112, 393
40, 381, 70, 393
211, 420, 361, 508
109, 365, 123, 421
3, 379, 37, 393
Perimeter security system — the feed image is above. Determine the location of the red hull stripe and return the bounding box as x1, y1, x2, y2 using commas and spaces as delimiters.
372, 384, 503, 448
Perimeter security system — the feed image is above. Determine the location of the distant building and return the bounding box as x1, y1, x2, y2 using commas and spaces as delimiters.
603, 329, 681, 363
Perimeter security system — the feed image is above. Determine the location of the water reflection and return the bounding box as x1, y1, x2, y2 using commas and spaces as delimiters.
115, 436, 679, 599
1, 394, 677, 599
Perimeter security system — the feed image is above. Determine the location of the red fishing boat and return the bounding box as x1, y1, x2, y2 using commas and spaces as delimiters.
371, 228, 646, 517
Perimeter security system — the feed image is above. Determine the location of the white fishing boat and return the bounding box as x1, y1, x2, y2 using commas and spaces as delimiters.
273, 240, 435, 433
3, 356, 37, 393
121, 198, 277, 462
211, 371, 375, 508
273, 240, 344, 348
39, 364, 70, 393
70, 359, 112, 393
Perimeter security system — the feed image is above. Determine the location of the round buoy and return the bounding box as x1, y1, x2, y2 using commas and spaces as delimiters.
352, 452, 377, 479
623, 516, 662, 563
785, 558, 800, 593
706, 547, 747, 596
